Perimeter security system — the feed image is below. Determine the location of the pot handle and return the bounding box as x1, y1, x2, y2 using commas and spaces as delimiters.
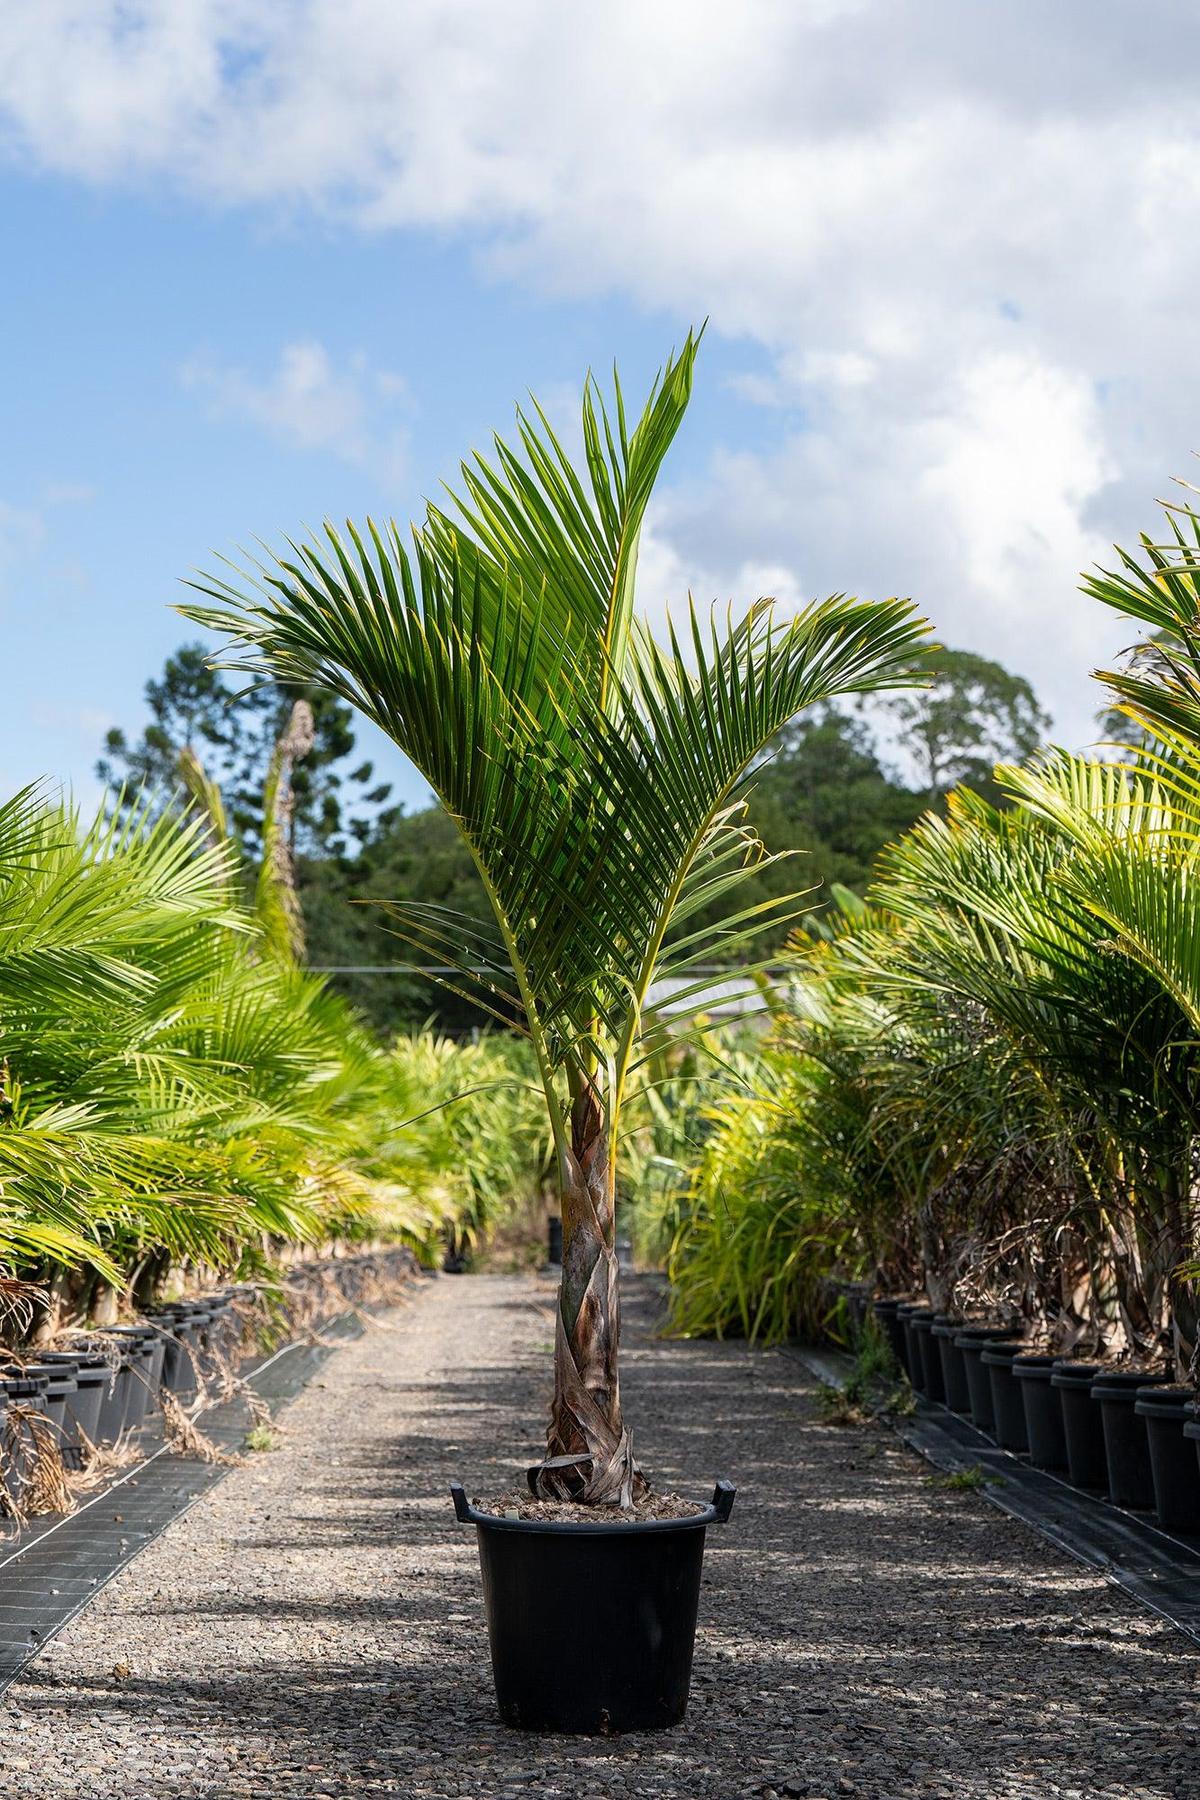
712, 1479, 736, 1522
450, 1479, 472, 1522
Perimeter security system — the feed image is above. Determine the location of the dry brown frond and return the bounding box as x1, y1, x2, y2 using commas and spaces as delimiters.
159, 1391, 241, 1467
3, 1406, 71, 1518
67, 1429, 142, 1495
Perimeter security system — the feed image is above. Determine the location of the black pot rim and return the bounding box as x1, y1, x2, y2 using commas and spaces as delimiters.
1136, 1394, 1195, 1419
1092, 1372, 1169, 1397
1012, 1354, 1058, 1376
451, 1479, 736, 1537
1, 1363, 76, 1389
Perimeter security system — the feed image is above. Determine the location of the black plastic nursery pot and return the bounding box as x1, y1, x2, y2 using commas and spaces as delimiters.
1182, 1410, 1200, 1504
95, 1358, 132, 1441
1051, 1362, 1107, 1491
1, 1375, 48, 1501
1012, 1354, 1067, 1472
104, 1336, 155, 1430
871, 1299, 908, 1376
898, 1306, 934, 1393
1135, 1389, 1200, 1534
39, 1353, 107, 1467
2, 1365, 73, 1454
451, 1480, 736, 1733
152, 1309, 200, 1400
841, 1282, 871, 1340
193, 1298, 236, 1370
912, 1314, 949, 1404
102, 1326, 164, 1421
980, 1343, 1030, 1453
931, 1321, 971, 1414
955, 1329, 1021, 1434
181, 1304, 222, 1387
1092, 1370, 1168, 1510
11, 1363, 78, 1462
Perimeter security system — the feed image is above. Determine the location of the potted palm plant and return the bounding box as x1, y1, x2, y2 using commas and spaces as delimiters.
181, 334, 928, 1731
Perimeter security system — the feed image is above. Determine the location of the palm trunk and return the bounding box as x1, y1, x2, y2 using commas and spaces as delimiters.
529, 1082, 646, 1505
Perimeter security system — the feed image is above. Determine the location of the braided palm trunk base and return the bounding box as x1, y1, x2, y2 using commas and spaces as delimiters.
528, 1088, 646, 1506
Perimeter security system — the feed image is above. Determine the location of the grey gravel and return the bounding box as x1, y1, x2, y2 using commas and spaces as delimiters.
3, 1271, 1199, 1799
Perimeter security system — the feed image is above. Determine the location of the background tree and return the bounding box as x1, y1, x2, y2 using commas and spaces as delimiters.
97, 642, 390, 862
883, 646, 1050, 801
104, 645, 1053, 1041
673, 706, 926, 963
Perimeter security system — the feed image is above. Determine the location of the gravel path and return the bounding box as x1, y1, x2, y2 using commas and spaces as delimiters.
3, 1271, 1198, 1799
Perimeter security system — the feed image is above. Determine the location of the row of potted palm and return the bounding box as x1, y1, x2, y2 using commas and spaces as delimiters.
875, 1297, 1200, 1532
670, 501, 1200, 1454
0, 1247, 414, 1519
0, 778, 548, 1342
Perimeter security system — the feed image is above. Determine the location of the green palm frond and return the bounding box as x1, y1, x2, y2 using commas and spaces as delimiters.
180, 338, 931, 1173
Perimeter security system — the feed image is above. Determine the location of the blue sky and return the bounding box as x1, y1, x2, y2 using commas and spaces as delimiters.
0, 172, 787, 813
1, 2, 1198, 816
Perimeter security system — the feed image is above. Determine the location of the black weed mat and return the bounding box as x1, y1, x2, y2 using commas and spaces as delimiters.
0, 1311, 364, 1694
787, 1343, 1200, 1649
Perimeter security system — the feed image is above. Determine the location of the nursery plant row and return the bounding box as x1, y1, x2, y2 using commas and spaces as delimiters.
0, 1248, 416, 1528
663, 504, 1200, 1408
870, 1293, 1200, 1535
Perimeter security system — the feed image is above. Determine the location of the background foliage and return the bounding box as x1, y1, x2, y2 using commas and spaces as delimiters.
0, 781, 546, 1333
665, 501, 1200, 1370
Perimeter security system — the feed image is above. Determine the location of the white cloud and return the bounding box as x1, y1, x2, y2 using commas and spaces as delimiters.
40, 481, 96, 507
0, 501, 47, 577
0, 483, 94, 595
28, 700, 116, 739
179, 339, 411, 485
1, 2, 1198, 737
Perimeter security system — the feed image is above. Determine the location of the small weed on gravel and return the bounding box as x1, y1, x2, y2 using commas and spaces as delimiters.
930, 1463, 998, 1492
245, 1423, 281, 1452
817, 1322, 911, 1424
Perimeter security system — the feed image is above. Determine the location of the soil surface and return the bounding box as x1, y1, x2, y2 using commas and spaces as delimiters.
475, 1489, 703, 1521
3, 1271, 1198, 1799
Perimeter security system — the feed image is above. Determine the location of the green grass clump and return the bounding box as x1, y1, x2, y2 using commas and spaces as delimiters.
815, 1320, 911, 1424
930, 1463, 997, 1492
